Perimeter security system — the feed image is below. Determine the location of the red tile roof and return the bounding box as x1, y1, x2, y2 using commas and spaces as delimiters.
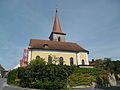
89, 61, 95, 66
28, 39, 89, 53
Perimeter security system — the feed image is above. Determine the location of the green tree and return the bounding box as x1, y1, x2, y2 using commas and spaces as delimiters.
112, 60, 120, 74
29, 58, 46, 67
95, 59, 104, 70
7, 69, 18, 85
18, 58, 69, 89
48, 54, 59, 64
112, 60, 120, 80
95, 58, 115, 73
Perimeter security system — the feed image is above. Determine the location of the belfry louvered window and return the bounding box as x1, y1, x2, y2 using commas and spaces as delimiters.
58, 37, 61, 41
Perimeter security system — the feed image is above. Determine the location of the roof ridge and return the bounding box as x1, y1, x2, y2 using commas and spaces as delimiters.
31, 39, 78, 44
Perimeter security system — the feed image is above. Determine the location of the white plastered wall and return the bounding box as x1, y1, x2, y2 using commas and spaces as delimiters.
77, 52, 89, 65
28, 50, 32, 63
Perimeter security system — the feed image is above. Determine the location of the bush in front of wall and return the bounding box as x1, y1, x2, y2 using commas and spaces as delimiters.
68, 68, 109, 87
7, 69, 19, 86
17, 59, 72, 89
17, 64, 68, 89
7, 58, 110, 89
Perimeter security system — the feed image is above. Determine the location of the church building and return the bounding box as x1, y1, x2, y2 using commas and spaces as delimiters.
28, 10, 89, 66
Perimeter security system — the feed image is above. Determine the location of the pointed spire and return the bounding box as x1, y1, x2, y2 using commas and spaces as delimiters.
52, 9, 63, 33
56, 8, 58, 13
49, 9, 66, 41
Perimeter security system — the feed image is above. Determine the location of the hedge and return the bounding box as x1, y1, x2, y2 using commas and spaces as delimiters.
7, 59, 109, 89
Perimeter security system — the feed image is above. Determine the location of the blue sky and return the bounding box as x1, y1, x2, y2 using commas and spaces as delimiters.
0, 0, 120, 70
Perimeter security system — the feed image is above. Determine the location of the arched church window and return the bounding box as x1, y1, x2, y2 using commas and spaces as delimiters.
59, 57, 64, 65
70, 57, 74, 65
48, 56, 52, 64
82, 59, 85, 65
36, 56, 40, 59
58, 37, 61, 42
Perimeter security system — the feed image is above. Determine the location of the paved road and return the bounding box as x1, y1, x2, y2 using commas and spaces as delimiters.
0, 78, 36, 90
0, 78, 7, 90
2, 86, 36, 90
0, 78, 120, 90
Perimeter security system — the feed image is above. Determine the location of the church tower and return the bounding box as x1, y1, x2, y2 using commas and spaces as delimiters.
49, 10, 66, 42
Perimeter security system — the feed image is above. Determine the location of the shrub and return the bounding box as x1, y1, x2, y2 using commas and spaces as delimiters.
68, 68, 109, 87
15, 59, 73, 89
7, 69, 19, 86
7, 58, 110, 89
17, 64, 68, 89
